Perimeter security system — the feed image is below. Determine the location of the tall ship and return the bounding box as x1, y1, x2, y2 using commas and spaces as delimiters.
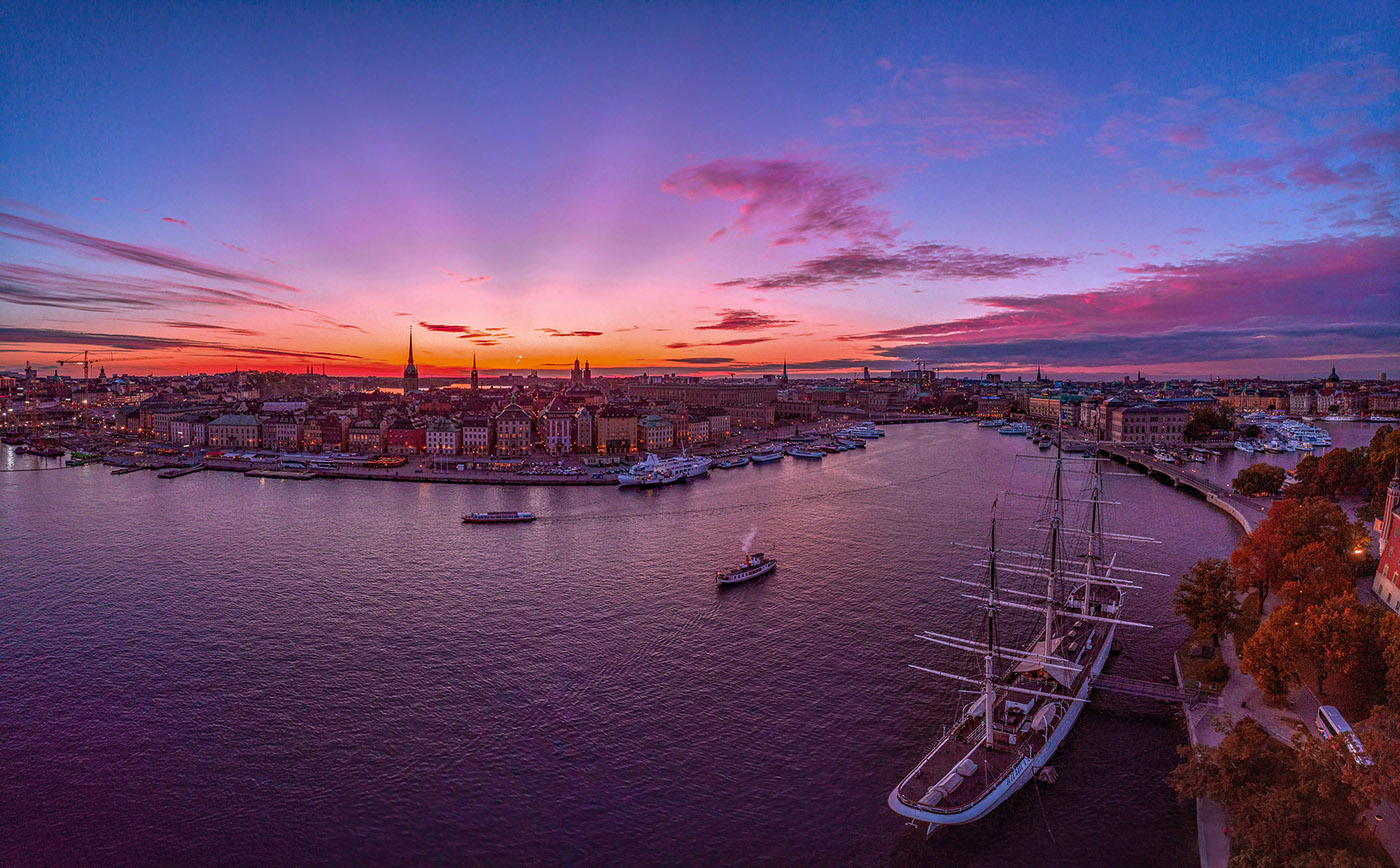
888, 439, 1156, 828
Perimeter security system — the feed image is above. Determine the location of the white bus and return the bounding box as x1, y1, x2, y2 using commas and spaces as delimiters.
1316, 705, 1372, 766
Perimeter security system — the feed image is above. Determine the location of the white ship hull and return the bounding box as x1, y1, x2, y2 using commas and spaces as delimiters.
888, 619, 1118, 826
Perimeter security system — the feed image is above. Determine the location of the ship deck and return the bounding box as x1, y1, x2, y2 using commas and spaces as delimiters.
894, 586, 1119, 816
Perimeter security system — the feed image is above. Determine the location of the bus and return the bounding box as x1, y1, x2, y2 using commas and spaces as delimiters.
1316, 705, 1372, 766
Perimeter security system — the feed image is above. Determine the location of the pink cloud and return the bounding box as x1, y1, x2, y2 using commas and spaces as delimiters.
661, 157, 895, 246
161, 217, 189, 226
436, 267, 490, 284
694, 308, 795, 330
839, 235, 1398, 366
716, 242, 1072, 290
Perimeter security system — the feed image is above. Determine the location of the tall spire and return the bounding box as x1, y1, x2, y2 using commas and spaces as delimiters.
407, 325, 415, 365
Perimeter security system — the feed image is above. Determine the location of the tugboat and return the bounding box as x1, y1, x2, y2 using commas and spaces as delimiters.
463, 511, 536, 523
716, 552, 777, 585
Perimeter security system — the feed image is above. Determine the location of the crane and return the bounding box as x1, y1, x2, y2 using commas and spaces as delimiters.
56, 351, 171, 420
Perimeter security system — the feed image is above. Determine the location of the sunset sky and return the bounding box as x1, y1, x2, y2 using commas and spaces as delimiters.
2, 1, 1396, 379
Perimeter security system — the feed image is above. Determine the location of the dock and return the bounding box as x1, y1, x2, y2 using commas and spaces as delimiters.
245, 468, 316, 480
157, 464, 207, 479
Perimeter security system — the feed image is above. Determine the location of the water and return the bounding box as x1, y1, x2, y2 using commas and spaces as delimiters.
1180, 420, 1379, 487
2, 424, 1241, 867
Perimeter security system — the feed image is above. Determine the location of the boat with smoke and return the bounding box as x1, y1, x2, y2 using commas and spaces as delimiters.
888, 437, 1161, 829
716, 552, 776, 585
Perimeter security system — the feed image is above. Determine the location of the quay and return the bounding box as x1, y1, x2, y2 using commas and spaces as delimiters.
156, 464, 207, 479
1095, 444, 1265, 532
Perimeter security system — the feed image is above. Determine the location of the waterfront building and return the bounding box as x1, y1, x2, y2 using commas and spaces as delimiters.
208, 414, 260, 449
403, 327, 420, 393
1105, 403, 1188, 445
573, 405, 594, 453
346, 418, 383, 453
460, 414, 492, 455
725, 404, 776, 429
494, 401, 534, 457
540, 398, 574, 455
260, 415, 303, 451
682, 415, 710, 446
638, 413, 674, 451
1289, 389, 1316, 415
775, 397, 819, 420
384, 419, 427, 454
628, 382, 778, 406
1374, 465, 1400, 614
595, 404, 640, 455
424, 417, 461, 455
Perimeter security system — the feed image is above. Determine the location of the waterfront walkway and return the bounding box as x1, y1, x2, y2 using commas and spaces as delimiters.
1096, 444, 1269, 532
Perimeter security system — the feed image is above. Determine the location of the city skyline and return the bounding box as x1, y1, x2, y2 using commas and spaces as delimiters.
2, 2, 1397, 379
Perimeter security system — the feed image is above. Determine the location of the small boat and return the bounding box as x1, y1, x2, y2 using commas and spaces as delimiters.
978, 419, 1004, 428
716, 552, 776, 585
818, 444, 843, 454
787, 447, 825, 459
750, 449, 784, 463
1233, 441, 1255, 453
463, 511, 536, 523
714, 456, 750, 469
836, 438, 865, 449
1037, 439, 1051, 450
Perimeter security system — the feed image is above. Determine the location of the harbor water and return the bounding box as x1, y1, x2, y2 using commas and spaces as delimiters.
3, 423, 1250, 866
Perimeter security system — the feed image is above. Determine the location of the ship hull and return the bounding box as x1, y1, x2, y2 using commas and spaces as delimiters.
888, 619, 1118, 826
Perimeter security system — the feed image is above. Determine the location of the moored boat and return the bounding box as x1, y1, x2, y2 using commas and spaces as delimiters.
714, 456, 750, 469
786, 446, 824, 459
750, 448, 784, 463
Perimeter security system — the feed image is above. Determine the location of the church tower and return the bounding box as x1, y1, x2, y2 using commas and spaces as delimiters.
572, 358, 583, 386
583, 360, 591, 385
403, 326, 419, 393
471, 354, 479, 392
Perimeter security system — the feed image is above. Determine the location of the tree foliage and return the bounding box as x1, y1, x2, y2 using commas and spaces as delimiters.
1279, 542, 1356, 609
1230, 498, 1360, 605
1170, 719, 1377, 867
1185, 404, 1234, 441
1233, 462, 1287, 496
1173, 558, 1240, 645
1242, 612, 1301, 703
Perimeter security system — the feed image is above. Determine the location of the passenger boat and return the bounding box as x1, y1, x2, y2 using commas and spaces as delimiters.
786, 446, 824, 459
998, 422, 1032, 436
716, 552, 776, 585
978, 419, 1004, 428
888, 439, 1159, 829
463, 511, 536, 523
714, 456, 750, 469
638, 467, 687, 489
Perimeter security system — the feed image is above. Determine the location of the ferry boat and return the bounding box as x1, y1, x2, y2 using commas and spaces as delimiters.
716, 552, 776, 585
714, 456, 750, 469
978, 419, 1004, 428
463, 511, 536, 523
786, 446, 825, 459
889, 440, 1158, 829
637, 467, 687, 489
998, 422, 1032, 436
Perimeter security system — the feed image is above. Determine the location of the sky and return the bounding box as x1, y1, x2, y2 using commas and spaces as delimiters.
1, 1, 1396, 380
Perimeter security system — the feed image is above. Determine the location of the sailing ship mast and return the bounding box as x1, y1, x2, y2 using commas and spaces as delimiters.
982, 504, 999, 748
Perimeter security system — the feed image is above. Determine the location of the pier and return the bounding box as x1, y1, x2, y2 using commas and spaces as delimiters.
157, 464, 207, 479
1095, 444, 1266, 532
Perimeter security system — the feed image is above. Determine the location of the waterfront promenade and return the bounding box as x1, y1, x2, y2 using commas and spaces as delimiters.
1095, 444, 1268, 532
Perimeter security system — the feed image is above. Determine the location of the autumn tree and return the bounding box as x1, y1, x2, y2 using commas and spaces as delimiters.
1172, 558, 1239, 646
1279, 542, 1356, 609
1171, 718, 1376, 867
1242, 611, 1301, 703
1231, 498, 1358, 605
1233, 462, 1287, 496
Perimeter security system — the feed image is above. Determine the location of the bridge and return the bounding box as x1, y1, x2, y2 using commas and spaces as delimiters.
1093, 672, 1221, 707
1094, 443, 1268, 532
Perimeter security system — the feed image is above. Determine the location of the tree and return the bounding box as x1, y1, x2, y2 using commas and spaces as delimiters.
1295, 597, 1378, 696
1170, 718, 1375, 867
1231, 498, 1358, 605
1185, 404, 1233, 441
1243, 423, 1263, 439
1241, 612, 1301, 703
1279, 542, 1356, 609
1233, 462, 1287, 496
1172, 558, 1240, 646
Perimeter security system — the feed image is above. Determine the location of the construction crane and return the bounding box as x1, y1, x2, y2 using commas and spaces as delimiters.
56, 351, 171, 420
